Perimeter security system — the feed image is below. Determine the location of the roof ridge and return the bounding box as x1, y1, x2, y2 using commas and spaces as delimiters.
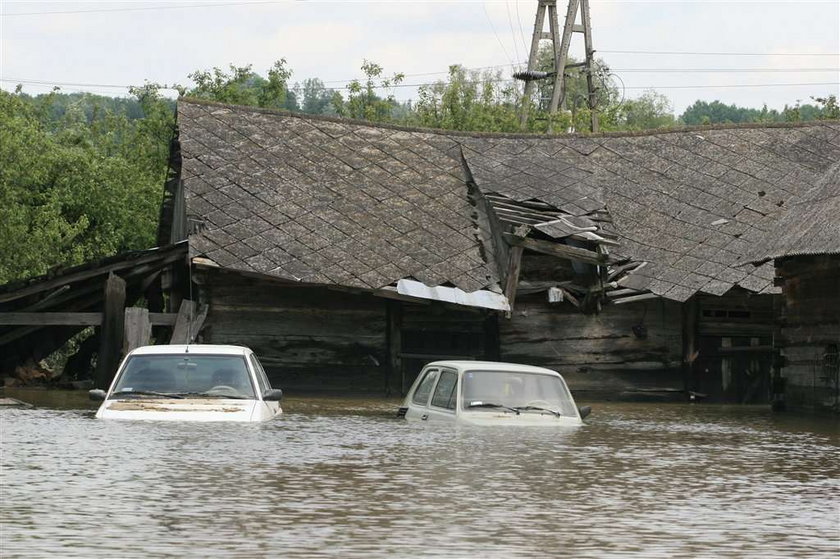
178, 97, 839, 141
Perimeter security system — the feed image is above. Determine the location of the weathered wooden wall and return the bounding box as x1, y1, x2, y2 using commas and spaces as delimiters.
777, 255, 840, 413
499, 294, 684, 399
200, 273, 389, 392
197, 270, 494, 394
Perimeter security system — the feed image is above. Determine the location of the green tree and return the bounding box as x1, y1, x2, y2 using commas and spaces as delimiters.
609, 90, 676, 131
0, 89, 166, 283
410, 65, 522, 132
187, 60, 294, 110
332, 60, 405, 122
293, 78, 336, 115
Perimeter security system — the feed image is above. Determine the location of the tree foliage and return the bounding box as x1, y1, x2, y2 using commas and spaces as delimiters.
0, 89, 168, 283
187, 60, 295, 111
331, 60, 405, 121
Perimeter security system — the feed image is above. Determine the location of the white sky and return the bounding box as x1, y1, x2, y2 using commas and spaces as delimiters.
1, 0, 838, 115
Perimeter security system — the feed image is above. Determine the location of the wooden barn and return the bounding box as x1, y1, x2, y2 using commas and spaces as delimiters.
750, 162, 840, 413
151, 99, 840, 398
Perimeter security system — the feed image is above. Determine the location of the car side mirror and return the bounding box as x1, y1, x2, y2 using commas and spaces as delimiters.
262, 388, 283, 402
89, 389, 106, 401
578, 405, 591, 419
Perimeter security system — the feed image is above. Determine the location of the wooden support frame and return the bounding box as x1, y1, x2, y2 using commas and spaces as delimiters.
0, 312, 177, 326
504, 233, 608, 265
504, 246, 525, 314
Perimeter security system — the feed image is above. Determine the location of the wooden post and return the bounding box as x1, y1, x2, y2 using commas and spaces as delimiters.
123, 307, 151, 353
387, 300, 403, 396
95, 273, 126, 389
682, 296, 698, 395
504, 246, 525, 316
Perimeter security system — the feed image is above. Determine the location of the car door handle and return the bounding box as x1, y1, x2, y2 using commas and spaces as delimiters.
421, 414, 428, 421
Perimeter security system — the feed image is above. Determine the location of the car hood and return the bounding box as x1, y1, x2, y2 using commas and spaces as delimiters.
96, 398, 266, 422
458, 411, 583, 427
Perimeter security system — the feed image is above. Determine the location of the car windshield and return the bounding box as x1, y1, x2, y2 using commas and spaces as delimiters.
111, 354, 256, 399
461, 370, 578, 417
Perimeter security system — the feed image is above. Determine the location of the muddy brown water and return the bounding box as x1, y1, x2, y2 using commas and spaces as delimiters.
1, 389, 838, 558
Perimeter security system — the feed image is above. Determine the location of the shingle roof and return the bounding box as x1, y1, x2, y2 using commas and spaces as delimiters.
748, 161, 840, 263
177, 100, 499, 293
460, 122, 840, 301
175, 99, 840, 303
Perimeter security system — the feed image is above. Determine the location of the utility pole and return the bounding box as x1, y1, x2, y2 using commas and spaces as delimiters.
517, 0, 599, 133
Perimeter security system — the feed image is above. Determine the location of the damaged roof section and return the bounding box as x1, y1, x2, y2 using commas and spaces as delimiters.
176, 100, 499, 295
461, 122, 840, 302
174, 99, 840, 306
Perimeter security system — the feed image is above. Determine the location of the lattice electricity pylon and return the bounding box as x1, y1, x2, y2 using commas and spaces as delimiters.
517, 0, 599, 133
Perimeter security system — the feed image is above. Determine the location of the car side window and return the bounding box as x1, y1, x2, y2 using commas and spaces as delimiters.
430, 370, 458, 410
412, 369, 439, 406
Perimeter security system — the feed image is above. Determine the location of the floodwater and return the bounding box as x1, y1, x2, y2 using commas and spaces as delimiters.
1, 391, 838, 558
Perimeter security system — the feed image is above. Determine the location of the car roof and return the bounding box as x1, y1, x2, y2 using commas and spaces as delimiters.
127, 344, 252, 356
425, 360, 561, 376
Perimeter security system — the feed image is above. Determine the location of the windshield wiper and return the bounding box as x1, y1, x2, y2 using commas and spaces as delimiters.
174, 392, 251, 400
513, 405, 562, 417
466, 401, 520, 414
110, 390, 184, 399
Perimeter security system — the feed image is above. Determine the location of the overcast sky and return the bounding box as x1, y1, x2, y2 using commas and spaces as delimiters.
1, 0, 838, 115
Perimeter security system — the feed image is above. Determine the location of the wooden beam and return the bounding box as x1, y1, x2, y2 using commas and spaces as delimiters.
0, 244, 187, 304
0, 313, 102, 325
611, 292, 660, 304
606, 288, 641, 298
504, 233, 608, 265
95, 273, 126, 389
169, 300, 208, 344
0, 311, 177, 326
504, 246, 524, 313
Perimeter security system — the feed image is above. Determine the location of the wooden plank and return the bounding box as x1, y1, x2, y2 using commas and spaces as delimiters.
166, 301, 207, 343
0, 312, 102, 325
148, 313, 178, 325
699, 321, 775, 336
95, 273, 126, 389
505, 233, 608, 265
611, 292, 660, 304
504, 246, 525, 313
123, 307, 151, 352
0, 311, 176, 326
606, 288, 641, 298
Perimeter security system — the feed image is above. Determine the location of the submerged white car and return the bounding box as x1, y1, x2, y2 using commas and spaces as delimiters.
399, 361, 590, 426
89, 345, 283, 422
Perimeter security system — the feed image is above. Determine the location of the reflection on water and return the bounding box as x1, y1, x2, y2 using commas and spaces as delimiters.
1, 392, 838, 558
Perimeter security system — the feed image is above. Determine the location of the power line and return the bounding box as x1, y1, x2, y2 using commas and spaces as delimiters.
0, 2, 282, 17
4, 76, 837, 93
613, 68, 840, 73
601, 49, 840, 56
623, 82, 840, 90
482, 2, 515, 67
505, 1, 522, 63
